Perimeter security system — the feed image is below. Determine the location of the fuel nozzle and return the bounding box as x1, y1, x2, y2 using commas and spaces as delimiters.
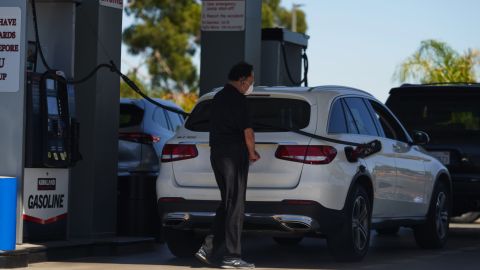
344, 140, 382, 163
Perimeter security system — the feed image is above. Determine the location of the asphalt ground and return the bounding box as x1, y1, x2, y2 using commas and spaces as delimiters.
22, 223, 480, 270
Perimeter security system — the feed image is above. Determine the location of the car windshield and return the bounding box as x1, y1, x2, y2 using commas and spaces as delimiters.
185, 98, 310, 132
388, 94, 480, 140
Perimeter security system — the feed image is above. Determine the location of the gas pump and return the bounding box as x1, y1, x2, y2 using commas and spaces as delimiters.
19, 0, 179, 242
23, 70, 80, 241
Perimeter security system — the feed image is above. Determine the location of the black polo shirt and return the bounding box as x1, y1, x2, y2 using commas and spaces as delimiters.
209, 83, 252, 148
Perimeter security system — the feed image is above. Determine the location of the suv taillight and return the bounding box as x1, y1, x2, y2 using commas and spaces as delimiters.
275, 145, 337, 164
119, 132, 160, 144
161, 144, 198, 162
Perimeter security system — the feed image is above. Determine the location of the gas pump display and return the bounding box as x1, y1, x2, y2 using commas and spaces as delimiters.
43, 76, 69, 167
25, 71, 79, 168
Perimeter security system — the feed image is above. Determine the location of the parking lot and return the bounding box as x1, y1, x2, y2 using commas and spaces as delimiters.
22, 223, 480, 270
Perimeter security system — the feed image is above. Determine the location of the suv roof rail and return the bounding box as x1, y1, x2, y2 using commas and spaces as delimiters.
255, 86, 313, 92
207, 85, 374, 96
310, 85, 373, 97
399, 82, 480, 87
390, 82, 480, 94
259, 85, 373, 96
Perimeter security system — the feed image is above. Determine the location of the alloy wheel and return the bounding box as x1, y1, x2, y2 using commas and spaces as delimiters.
352, 196, 369, 251
435, 192, 449, 239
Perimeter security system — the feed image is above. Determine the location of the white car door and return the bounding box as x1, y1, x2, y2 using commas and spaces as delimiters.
341, 97, 399, 218
367, 100, 428, 217
392, 142, 429, 216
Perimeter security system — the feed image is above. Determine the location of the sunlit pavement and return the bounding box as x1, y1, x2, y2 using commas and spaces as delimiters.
22, 223, 480, 270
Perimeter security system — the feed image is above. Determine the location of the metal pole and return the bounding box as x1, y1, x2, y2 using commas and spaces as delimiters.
200, 0, 262, 95
292, 4, 296, 32
291, 4, 304, 32
0, 0, 27, 245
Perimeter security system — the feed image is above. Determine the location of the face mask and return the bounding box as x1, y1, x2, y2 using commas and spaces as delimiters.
244, 83, 253, 95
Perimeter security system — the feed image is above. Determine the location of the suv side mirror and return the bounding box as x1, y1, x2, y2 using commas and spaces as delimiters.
411, 130, 430, 145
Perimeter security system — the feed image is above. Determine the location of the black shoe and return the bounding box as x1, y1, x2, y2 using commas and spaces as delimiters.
195, 235, 215, 266
195, 245, 212, 266
220, 258, 255, 269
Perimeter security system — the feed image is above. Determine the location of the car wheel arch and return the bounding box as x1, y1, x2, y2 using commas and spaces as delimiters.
431, 170, 452, 206
421, 170, 452, 219
343, 169, 374, 212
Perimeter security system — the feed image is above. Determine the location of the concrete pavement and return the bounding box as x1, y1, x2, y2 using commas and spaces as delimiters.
21, 223, 480, 270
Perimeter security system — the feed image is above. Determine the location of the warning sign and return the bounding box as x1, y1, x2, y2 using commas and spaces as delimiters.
0, 7, 21, 92
201, 0, 245, 31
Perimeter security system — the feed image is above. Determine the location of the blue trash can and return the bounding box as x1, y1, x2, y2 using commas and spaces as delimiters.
0, 176, 17, 251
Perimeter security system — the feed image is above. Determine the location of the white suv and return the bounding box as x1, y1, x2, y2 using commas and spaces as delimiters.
156, 86, 451, 261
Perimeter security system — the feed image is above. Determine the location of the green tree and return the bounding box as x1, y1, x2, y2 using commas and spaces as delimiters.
395, 39, 480, 83
123, 0, 201, 93
262, 0, 307, 33
123, 0, 307, 93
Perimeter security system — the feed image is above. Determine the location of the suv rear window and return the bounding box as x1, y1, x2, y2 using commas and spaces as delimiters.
119, 104, 144, 128
185, 98, 310, 132
387, 93, 480, 139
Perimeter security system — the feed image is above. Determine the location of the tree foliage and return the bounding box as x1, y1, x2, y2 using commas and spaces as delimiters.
395, 39, 480, 84
123, 0, 307, 93
123, 0, 201, 92
262, 0, 307, 33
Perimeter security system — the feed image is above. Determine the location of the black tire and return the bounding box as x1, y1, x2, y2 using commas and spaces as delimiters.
273, 237, 303, 245
376, 227, 400, 235
165, 229, 203, 258
413, 181, 450, 249
451, 212, 480, 224
327, 185, 371, 262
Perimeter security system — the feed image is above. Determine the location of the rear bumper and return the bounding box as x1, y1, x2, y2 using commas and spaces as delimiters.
157, 200, 346, 236
452, 174, 480, 214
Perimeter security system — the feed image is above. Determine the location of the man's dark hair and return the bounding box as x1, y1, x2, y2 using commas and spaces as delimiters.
228, 61, 253, 81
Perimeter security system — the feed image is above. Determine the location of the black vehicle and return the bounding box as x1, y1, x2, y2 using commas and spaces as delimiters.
386, 83, 480, 222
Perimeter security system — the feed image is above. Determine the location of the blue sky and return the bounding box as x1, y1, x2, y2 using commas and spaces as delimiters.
121, 0, 480, 102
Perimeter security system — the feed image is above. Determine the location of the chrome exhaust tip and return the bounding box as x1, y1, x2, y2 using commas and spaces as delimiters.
273, 215, 315, 231
163, 212, 189, 227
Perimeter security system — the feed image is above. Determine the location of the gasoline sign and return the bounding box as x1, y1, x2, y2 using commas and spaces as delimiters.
23, 168, 69, 224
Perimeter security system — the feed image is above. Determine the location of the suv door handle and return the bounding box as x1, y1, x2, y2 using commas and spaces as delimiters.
392, 144, 401, 151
